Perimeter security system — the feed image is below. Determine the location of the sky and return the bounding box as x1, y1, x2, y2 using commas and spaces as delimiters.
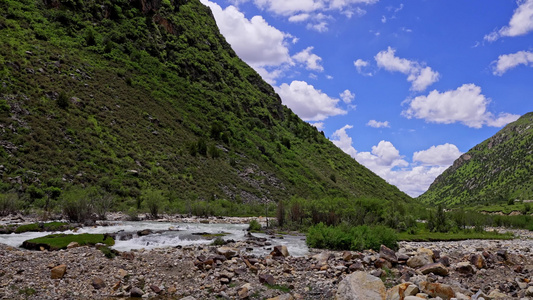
199, 0, 533, 197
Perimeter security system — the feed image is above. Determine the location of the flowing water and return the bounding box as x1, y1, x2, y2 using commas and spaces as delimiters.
0, 221, 310, 257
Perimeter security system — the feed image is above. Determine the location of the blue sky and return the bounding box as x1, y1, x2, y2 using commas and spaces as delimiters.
200, 0, 533, 197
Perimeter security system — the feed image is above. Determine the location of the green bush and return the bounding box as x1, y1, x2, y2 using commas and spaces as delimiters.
306, 223, 398, 251
61, 188, 93, 223
248, 219, 261, 232
0, 193, 19, 216
142, 189, 165, 219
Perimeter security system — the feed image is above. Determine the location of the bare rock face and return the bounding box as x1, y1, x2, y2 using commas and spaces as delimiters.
336, 271, 386, 300
50, 264, 67, 279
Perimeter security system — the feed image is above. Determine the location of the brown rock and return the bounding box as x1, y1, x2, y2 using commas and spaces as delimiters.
420, 282, 455, 300
336, 271, 386, 300
121, 251, 135, 260
469, 254, 486, 269
386, 282, 411, 300
50, 264, 67, 279
418, 262, 449, 276
267, 294, 294, 300
342, 251, 353, 261
271, 245, 290, 257
91, 277, 106, 290
217, 246, 240, 259
374, 258, 392, 269
67, 242, 79, 249
130, 287, 144, 297
238, 283, 252, 299
259, 274, 275, 285
379, 245, 398, 264
118, 269, 128, 278
456, 262, 475, 275
150, 285, 161, 294
438, 256, 451, 267
349, 261, 364, 272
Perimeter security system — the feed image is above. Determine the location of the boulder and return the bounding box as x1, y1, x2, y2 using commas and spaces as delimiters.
385, 282, 411, 300
91, 277, 106, 289
336, 271, 386, 300
238, 283, 252, 299
216, 246, 240, 259
379, 245, 398, 264
312, 251, 332, 266
130, 287, 144, 298
121, 251, 135, 260
50, 264, 67, 279
418, 262, 449, 276
271, 245, 290, 257
419, 282, 455, 300
407, 249, 434, 269
456, 262, 475, 275
150, 285, 161, 294
259, 274, 275, 285
342, 251, 353, 261
469, 254, 486, 269
67, 242, 79, 249
488, 290, 508, 299
374, 258, 392, 269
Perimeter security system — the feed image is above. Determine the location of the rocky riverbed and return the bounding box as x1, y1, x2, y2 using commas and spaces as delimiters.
1, 214, 533, 299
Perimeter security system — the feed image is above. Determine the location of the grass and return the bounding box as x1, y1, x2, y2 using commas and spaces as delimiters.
22, 233, 114, 250
398, 230, 514, 242
265, 284, 291, 293
14, 222, 70, 233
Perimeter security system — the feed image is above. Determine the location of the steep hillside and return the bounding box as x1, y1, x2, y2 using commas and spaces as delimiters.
419, 112, 533, 206
0, 0, 410, 208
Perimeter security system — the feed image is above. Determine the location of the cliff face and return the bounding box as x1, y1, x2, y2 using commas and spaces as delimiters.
0, 0, 411, 206
419, 112, 533, 206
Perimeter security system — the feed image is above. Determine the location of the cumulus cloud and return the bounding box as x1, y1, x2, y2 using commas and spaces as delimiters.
330, 125, 463, 196
353, 59, 372, 76
292, 47, 324, 71
485, 0, 533, 42
310, 122, 325, 130
277, 81, 347, 121
402, 84, 520, 128
492, 50, 533, 75
413, 144, 462, 166
201, 0, 293, 83
375, 47, 440, 91
366, 120, 390, 128
340, 89, 355, 103
289, 13, 311, 22
252, 0, 377, 16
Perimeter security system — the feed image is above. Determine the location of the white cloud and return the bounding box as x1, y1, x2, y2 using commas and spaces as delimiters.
277, 81, 347, 121
354, 59, 372, 76
292, 47, 324, 71
331, 125, 462, 196
310, 122, 325, 130
252, 0, 378, 16
331, 125, 358, 157
340, 89, 355, 103
289, 13, 311, 22
402, 84, 520, 128
485, 0, 533, 41
366, 120, 390, 128
201, 0, 293, 83
326, 75, 334, 79
413, 144, 462, 166
375, 47, 440, 91
492, 50, 533, 75
381, 15, 387, 23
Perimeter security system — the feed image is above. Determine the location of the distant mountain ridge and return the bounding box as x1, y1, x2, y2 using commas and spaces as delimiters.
418, 112, 533, 206
0, 0, 411, 205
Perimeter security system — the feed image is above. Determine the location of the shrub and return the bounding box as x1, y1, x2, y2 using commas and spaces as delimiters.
0, 193, 19, 216
306, 223, 398, 251
142, 189, 165, 219
61, 188, 93, 223
93, 193, 114, 220
57, 91, 69, 109
211, 237, 225, 246
248, 219, 261, 232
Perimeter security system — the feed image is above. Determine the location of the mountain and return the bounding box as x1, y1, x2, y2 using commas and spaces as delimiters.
418, 112, 533, 206
0, 0, 410, 207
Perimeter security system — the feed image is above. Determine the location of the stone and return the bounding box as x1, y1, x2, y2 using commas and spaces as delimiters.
271, 245, 290, 257
118, 269, 128, 278
488, 290, 508, 299
91, 277, 106, 289
150, 285, 161, 294
404, 285, 419, 296
379, 245, 398, 264
470, 254, 486, 269
386, 282, 411, 300
259, 274, 275, 285
438, 256, 451, 267
407, 249, 434, 269
137, 229, 153, 236
375, 258, 392, 269
217, 246, 240, 259
51, 264, 67, 279
336, 271, 386, 300
130, 287, 144, 298
418, 262, 449, 276
343, 251, 353, 261
267, 294, 294, 300
67, 242, 79, 249
526, 286, 533, 297
349, 261, 364, 272
121, 251, 135, 260
419, 282, 455, 300
404, 297, 425, 300
238, 283, 251, 299
456, 262, 475, 275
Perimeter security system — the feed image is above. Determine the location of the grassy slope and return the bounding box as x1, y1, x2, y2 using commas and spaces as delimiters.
418, 112, 533, 207
0, 0, 411, 207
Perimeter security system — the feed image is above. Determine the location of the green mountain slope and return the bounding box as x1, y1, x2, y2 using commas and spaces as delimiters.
418, 112, 533, 206
0, 0, 410, 208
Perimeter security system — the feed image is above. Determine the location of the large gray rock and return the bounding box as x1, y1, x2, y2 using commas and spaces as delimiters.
418, 262, 449, 276
336, 271, 386, 300
406, 248, 434, 268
